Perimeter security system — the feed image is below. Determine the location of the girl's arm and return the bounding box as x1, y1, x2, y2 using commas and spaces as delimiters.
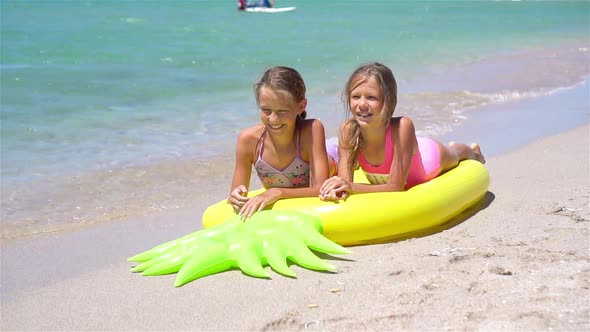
386, 116, 417, 191
336, 121, 355, 182
319, 122, 355, 201
228, 127, 256, 212
238, 119, 330, 219
307, 119, 331, 189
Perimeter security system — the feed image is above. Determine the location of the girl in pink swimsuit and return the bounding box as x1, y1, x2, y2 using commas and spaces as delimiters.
319, 62, 485, 201
228, 66, 336, 219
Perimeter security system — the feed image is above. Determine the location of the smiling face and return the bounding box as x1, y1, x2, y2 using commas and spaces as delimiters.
349, 77, 386, 128
258, 86, 305, 135
343, 63, 398, 131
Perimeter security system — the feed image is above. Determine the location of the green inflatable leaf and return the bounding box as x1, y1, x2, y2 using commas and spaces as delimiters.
128, 210, 351, 287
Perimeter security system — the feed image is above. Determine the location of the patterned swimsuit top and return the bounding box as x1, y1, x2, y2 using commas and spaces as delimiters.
254, 128, 310, 189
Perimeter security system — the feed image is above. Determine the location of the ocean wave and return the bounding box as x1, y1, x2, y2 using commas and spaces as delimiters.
401, 77, 588, 137
461, 84, 583, 107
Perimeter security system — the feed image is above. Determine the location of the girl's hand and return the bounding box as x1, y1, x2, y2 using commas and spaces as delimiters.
239, 188, 281, 220
228, 185, 249, 212
319, 176, 351, 202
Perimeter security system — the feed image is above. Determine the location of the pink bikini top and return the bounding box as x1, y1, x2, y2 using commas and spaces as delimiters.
357, 120, 440, 189
254, 129, 310, 188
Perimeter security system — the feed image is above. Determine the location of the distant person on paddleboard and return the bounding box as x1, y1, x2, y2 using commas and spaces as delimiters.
237, 0, 275, 10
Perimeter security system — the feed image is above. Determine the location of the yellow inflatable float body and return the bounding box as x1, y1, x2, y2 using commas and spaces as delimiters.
202, 160, 489, 246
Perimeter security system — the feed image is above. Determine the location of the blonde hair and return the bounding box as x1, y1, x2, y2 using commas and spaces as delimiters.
254, 66, 307, 120
341, 62, 398, 170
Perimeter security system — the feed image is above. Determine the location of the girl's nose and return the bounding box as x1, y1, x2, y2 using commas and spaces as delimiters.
269, 112, 279, 123
359, 98, 369, 109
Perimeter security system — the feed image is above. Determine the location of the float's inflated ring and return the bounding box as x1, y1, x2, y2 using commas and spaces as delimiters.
203, 160, 490, 246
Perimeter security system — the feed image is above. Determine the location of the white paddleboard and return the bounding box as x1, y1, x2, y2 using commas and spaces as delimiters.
245, 6, 296, 13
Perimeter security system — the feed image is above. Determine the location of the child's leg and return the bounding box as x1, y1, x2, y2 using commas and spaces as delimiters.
438, 141, 486, 173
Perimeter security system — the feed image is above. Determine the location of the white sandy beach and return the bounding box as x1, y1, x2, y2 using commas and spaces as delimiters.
1, 124, 588, 331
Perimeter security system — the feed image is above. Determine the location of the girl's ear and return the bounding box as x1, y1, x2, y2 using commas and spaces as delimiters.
298, 98, 308, 115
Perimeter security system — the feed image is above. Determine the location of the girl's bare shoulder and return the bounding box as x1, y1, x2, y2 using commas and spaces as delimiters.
338, 119, 355, 133
299, 118, 325, 135
237, 124, 265, 145
393, 116, 414, 125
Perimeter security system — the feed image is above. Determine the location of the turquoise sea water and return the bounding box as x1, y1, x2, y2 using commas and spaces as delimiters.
1, 0, 589, 238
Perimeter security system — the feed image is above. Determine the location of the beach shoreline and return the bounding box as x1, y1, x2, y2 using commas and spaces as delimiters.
2, 122, 588, 330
